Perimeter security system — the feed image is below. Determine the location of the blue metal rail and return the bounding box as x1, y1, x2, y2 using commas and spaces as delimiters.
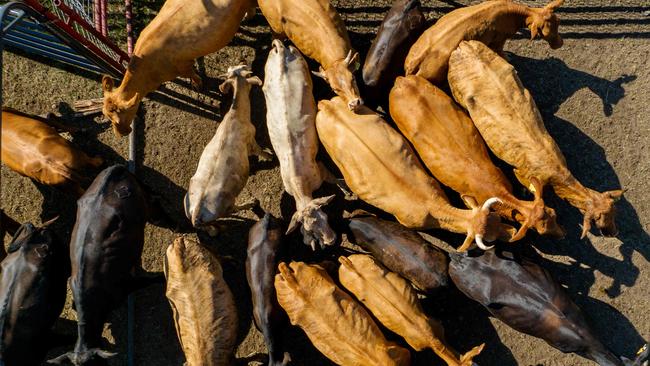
2, 13, 103, 73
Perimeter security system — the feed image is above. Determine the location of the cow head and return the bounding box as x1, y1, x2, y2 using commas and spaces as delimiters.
458, 196, 505, 252
218, 64, 262, 95
581, 189, 624, 238
510, 177, 565, 241
313, 50, 364, 111
101, 75, 141, 137
527, 0, 564, 49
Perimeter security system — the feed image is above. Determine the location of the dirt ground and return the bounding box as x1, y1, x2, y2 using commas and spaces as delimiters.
2, 0, 649, 365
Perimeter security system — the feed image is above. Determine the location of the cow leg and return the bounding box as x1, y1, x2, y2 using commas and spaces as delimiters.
319, 162, 356, 200
250, 140, 273, 161
180, 62, 203, 90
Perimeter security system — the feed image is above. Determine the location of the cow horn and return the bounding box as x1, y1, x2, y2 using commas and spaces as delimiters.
580, 213, 593, 239
510, 224, 529, 242
41, 216, 60, 227
457, 234, 474, 252
475, 234, 495, 250
312, 68, 327, 80
481, 197, 502, 213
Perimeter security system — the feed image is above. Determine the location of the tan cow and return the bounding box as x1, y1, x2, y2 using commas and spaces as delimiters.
184, 65, 268, 235
339, 254, 483, 366
1, 108, 103, 197
405, 0, 564, 85
164, 237, 238, 366
448, 41, 623, 238
389, 75, 564, 240
275, 261, 411, 366
257, 0, 363, 110
316, 97, 511, 251
102, 0, 255, 136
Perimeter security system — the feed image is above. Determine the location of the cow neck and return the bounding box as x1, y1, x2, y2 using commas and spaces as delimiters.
229, 78, 252, 117
551, 175, 599, 214
428, 202, 473, 234
117, 67, 159, 103
499, 2, 535, 30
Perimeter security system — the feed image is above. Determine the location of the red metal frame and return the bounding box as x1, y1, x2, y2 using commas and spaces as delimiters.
23, 0, 128, 74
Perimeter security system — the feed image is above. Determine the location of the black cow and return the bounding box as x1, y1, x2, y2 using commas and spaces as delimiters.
449, 250, 649, 366
246, 213, 290, 366
49, 165, 162, 365
361, 0, 426, 107
0, 218, 68, 366
348, 216, 448, 293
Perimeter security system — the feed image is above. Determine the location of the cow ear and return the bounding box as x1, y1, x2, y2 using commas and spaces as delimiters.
461, 195, 479, 209
545, 0, 564, 11
219, 80, 233, 94
102, 75, 114, 92
348, 52, 360, 72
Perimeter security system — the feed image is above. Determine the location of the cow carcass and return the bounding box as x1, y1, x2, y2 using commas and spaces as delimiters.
448, 40, 623, 238
263, 39, 336, 250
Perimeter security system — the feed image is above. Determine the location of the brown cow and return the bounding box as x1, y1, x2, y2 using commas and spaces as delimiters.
405, 0, 563, 85
257, 0, 363, 110
1, 108, 103, 197
448, 40, 623, 238
316, 97, 512, 251
275, 261, 411, 365
389, 75, 564, 240
339, 254, 483, 366
102, 0, 255, 136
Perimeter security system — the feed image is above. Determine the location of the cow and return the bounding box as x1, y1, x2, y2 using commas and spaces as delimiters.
257, 0, 363, 110
315, 96, 512, 251
0, 218, 68, 366
362, 0, 426, 107
246, 214, 291, 366
184, 65, 269, 236
389, 75, 564, 240
49, 165, 163, 365
101, 0, 255, 136
347, 216, 449, 293
263, 39, 336, 250
449, 249, 649, 366
448, 40, 623, 238
275, 261, 411, 366
164, 237, 238, 366
339, 254, 483, 366
1, 108, 103, 197
405, 0, 564, 85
